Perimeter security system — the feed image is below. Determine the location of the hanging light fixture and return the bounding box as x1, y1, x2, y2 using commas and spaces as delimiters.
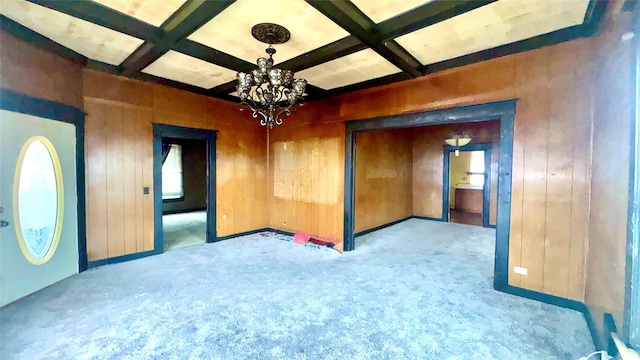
236, 23, 306, 129
444, 134, 472, 156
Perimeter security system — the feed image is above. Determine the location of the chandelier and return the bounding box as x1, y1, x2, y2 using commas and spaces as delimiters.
236, 23, 307, 128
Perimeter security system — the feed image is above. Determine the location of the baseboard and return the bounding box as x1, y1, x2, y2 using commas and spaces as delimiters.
162, 207, 207, 215
412, 215, 445, 222
271, 229, 296, 237
495, 283, 603, 350
603, 313, 618, 356
354, 216, 413, 237
215, 228, 271, 242
585, 307, 604, 351
88, 249, 162, 268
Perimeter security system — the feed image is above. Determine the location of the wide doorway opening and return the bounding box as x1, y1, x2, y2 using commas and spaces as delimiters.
345, 100, 515, 289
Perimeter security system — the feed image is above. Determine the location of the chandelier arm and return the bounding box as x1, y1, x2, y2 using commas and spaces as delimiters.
239, 100, 269, 126
273, 102, 297, 126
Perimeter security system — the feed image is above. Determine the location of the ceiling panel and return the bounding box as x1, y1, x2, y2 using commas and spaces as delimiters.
91, 0, 187, 27
187, 0, 349, 64
0, 0, 144, 65
296, 49, 400, 90
142, 50, 237, 89
396, 0, 590, 65
351, 0, 433, 24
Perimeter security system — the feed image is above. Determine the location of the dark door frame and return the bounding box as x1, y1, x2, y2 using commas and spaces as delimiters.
624, 22, 640, 348
344, 99, 516, 288
153, 124, 217, 251
0, 88, 87, 272
443, 143, 493, 228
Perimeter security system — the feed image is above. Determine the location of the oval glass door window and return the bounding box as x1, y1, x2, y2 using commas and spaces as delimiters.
14, 136, 64, 265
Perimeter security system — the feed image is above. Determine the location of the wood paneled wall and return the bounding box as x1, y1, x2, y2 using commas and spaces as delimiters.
268, 34, 596, 300
0, 31, 83, 109
83, 70, 267, 261
267, 119, 344, 241
355, 128, 413, 232
585, 10, 635, 337
412, 121, 499, 225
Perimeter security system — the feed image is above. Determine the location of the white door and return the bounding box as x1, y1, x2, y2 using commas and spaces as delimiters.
0, 109, 78, 307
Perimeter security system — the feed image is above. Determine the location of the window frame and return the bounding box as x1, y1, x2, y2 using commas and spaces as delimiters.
161, 143, 185, 203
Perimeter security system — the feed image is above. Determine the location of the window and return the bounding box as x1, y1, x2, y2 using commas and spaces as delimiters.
15, 136, 64, 264
162, 144, 184, 200
468, 150, 485, 186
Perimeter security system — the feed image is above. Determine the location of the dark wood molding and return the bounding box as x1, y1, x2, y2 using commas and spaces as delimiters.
353, 216, 413, 237
495, 283, 602, 350
0, 88, 88, 272
8, 0, 610, 104
323, 72, 413, 97
306, 0, 423, 77
153, 124, 218, 252
412, 215, 445, 222
88, 249, 162, 268
276, 35, 367, 72
625, 31, 640, 349
374, 0, 497, 41
423, 24, 585, 74
120, 0, 235, 76
344, 100, 516, 290
0, 15, 87, 65
131, 72, 213, 96
27, 0, 160, 42
173, 39, 255, 72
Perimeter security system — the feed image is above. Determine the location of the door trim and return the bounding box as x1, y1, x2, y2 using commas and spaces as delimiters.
344, 99, 516, 289
152, 124, 217, 251
0, 88, 87, 272
442, 143, 493, 228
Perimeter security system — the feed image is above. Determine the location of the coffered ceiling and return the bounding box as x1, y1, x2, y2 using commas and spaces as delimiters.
0, 0, 607, 102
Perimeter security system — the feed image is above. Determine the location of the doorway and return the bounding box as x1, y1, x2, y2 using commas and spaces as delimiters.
0, 89, 86, 306
344, 100, 516, 289
161, 138, 208, 251
153, 125, 216, 251
443, 144, 492, 228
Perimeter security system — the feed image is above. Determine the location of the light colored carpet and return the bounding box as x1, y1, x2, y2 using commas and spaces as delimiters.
162, 210, 206, 251
1, 219, 593, 359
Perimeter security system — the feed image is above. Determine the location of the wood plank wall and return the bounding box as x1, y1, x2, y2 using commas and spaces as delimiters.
412, 121, 499, 225
0, 31, 83, 108
267, 114, 344, 241
355, 128, 413, 233
269, 34, 596, 300
585, 9, 635, 337
83, 70, 267, 261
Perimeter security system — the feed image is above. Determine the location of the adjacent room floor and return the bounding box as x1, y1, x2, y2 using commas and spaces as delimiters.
162, 210, 206, 251
1, 219, 593, 359
449, 208, 483, 226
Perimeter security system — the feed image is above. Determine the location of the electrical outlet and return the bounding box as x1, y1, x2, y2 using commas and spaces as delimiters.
514, 266, 528, 275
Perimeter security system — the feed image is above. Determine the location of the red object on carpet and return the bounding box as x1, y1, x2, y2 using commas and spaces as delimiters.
293, 232, 310, 244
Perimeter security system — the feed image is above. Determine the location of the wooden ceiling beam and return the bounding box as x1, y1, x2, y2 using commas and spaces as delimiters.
276, 35, 367, 72
374, 0, 497, 41
27, 0, 159, 43
173, 39, 255, 73
306, 0, 423, 77
0, 15, 88, 66
120, 0, 235, 76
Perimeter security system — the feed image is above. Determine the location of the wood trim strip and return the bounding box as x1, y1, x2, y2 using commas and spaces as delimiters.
354, 216, 413, 237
